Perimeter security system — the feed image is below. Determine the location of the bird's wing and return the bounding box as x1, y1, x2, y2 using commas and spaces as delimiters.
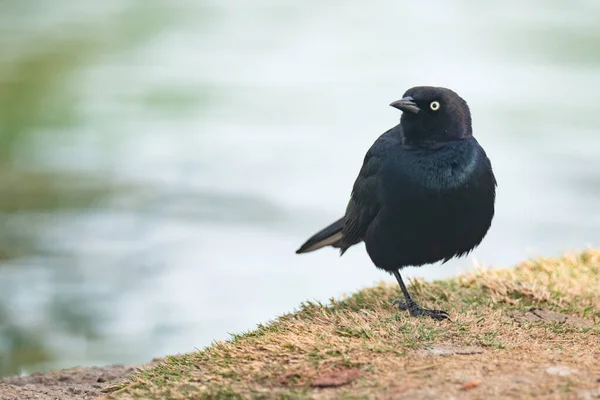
340, 130, 396, 251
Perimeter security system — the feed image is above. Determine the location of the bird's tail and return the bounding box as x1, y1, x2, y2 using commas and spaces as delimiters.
296, 217, 344, 254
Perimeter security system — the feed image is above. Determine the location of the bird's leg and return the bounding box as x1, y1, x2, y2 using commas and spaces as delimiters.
392, 270, 450, 321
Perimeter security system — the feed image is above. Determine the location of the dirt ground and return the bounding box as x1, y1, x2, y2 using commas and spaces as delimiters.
0, 360, 159, 400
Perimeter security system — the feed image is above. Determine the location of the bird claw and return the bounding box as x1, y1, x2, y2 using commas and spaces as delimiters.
393, 300, 451, 321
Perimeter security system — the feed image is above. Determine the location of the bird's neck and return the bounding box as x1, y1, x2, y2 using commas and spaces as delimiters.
399, 118, 472, 147
400, 137, 466, 149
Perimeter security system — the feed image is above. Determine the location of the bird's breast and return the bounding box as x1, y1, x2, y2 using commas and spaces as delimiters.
367, 140, 495, 269
391, 140, 482, 191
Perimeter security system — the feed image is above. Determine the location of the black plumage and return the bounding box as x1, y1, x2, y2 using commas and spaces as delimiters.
296, 86, 496, 320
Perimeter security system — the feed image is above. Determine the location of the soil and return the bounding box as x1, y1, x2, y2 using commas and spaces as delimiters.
0, 360, 159, 400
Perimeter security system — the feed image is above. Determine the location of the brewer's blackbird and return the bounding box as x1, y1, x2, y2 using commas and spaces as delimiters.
296, 86, 496, 321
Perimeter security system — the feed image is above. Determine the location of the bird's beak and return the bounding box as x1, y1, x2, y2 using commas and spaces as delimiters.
390, 97, 420, 114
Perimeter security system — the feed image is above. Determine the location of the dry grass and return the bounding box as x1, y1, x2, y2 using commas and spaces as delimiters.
105, 250, 600, 399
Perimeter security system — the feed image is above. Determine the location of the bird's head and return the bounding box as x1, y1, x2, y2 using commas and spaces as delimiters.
390, 86, 472, 146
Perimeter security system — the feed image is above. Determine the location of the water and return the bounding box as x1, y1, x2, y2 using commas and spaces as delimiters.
0, 0, 599, 376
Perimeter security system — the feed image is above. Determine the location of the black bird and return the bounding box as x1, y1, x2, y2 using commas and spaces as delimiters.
296, 86, 496, 320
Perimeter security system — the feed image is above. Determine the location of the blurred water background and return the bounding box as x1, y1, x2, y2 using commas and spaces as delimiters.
0, 0, 599, 376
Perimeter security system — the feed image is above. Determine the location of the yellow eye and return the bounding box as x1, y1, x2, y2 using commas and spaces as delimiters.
430, 101, 440, 111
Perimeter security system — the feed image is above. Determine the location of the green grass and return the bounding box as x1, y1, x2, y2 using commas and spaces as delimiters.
105, 250, 600, 399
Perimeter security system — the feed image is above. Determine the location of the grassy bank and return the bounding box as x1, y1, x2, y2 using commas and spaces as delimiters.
106, 251, 600, 399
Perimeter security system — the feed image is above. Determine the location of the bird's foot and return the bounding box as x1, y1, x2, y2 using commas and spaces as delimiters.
393, 300, 451, 321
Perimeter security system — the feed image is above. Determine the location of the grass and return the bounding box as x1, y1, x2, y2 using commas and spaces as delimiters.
104, 250, 600, 399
